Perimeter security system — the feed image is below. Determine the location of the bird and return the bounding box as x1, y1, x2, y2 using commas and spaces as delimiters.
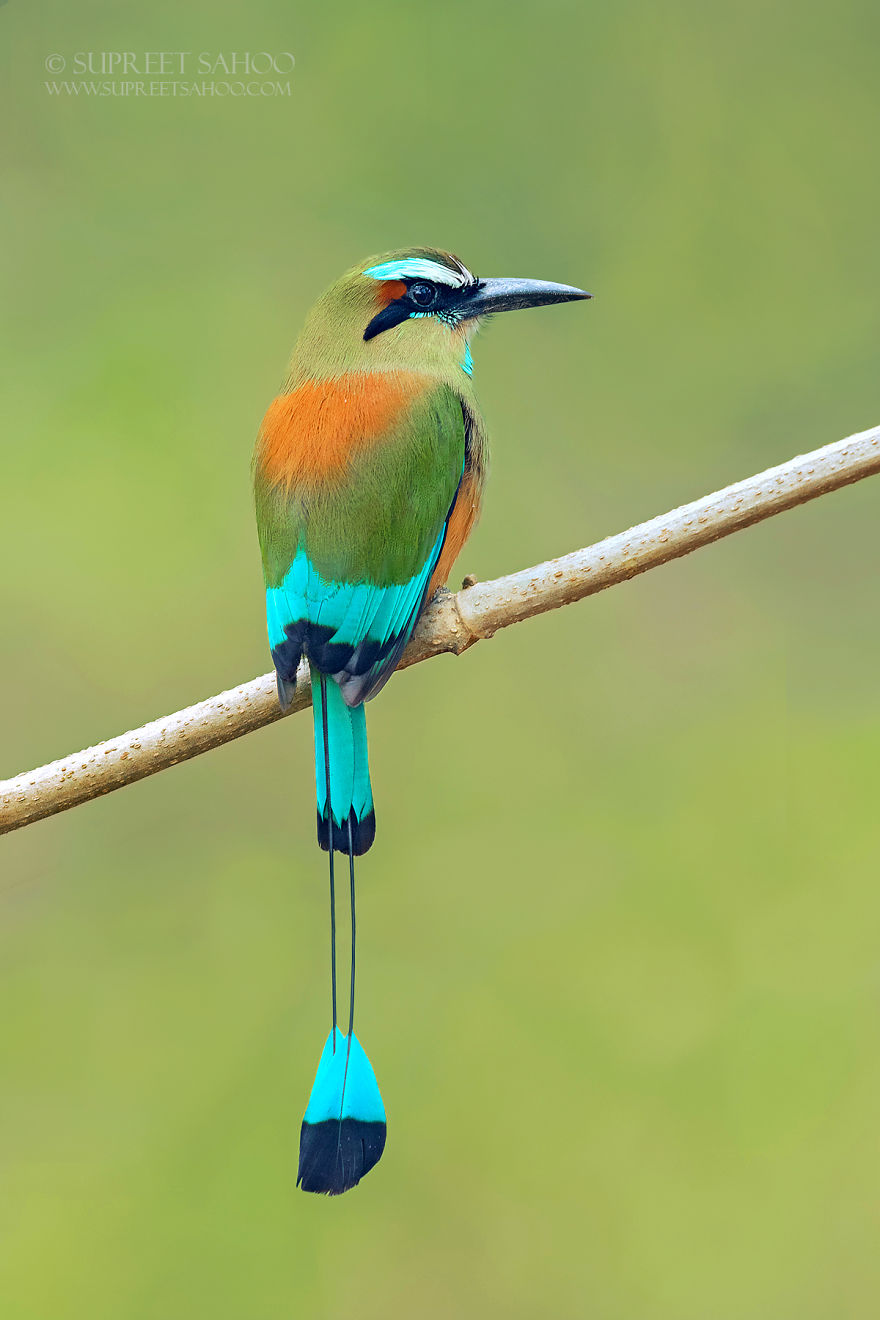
252, 248, 590, 1195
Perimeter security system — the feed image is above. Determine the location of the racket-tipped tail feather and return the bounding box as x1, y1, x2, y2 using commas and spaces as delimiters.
297, 1029, 386, 1196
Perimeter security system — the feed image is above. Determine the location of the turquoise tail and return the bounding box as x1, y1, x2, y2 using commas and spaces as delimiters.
297, 1028, 387, 1195
302, 674, 385, 1194
312, 672, 375, 856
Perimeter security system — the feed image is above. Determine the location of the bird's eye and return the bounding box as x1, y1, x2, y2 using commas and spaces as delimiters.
408, 281, 437, 308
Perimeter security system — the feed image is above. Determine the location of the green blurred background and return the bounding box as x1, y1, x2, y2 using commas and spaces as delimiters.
2, 1, 879, 1316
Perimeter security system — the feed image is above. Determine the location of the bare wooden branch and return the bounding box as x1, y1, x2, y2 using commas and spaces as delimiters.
2, 423, 878, 836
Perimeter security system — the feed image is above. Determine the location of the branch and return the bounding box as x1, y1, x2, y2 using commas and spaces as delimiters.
3, 423, 879, 836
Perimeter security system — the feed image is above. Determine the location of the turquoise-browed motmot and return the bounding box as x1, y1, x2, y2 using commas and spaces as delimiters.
253, 248, 589, 1194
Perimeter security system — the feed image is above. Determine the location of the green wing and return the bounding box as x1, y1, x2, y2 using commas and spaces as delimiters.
256, 382, 466, 704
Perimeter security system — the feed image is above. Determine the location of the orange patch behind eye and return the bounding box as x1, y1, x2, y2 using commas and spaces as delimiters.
256, 371, 429, 488
375, 279, 407, 307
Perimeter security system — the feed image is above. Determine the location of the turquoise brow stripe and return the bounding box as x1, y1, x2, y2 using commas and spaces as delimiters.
364, 258, 470, 287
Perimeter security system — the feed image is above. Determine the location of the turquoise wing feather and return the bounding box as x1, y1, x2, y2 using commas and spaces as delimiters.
266, 518, 448, 705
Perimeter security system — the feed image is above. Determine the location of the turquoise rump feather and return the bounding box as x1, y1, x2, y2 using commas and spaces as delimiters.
252, 246, 589, 1194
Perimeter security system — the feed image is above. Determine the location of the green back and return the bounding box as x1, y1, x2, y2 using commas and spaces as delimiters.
254, 381, 467, 589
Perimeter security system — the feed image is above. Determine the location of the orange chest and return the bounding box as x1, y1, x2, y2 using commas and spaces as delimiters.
255, 371, 429, 489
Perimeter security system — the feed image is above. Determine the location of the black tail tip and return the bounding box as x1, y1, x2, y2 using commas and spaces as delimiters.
297, 1119, 387, 1195
317, 807, 376, 856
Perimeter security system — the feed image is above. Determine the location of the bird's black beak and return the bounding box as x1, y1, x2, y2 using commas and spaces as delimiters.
454, 277, 591, 321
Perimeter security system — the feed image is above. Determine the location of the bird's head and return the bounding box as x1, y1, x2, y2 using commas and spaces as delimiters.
287, 247, 590, 386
